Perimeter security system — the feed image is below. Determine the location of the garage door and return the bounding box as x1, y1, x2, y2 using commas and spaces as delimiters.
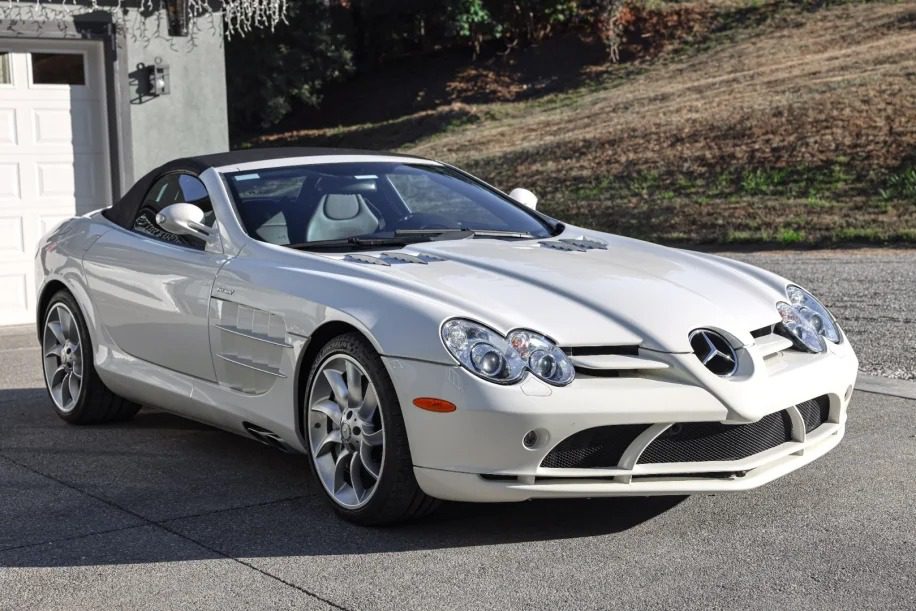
0, 40, 111, 326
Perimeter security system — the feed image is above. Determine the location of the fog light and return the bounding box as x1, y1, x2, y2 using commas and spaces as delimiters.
523, 430, 538, 448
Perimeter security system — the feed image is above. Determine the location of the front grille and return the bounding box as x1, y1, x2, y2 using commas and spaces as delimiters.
795, 395, 830, 432
638, 410, 793, 464
541, 424, 648, 469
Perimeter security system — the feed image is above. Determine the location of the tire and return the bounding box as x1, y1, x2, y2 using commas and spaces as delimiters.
40, 290, 140, 425
303, 332, 440, 525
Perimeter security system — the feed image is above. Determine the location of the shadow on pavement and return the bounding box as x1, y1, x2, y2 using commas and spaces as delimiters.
0, 385, 686, 568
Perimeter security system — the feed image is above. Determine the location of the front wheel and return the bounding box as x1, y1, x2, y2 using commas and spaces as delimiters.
41, 290, 140, 425
304, 333, 439, 525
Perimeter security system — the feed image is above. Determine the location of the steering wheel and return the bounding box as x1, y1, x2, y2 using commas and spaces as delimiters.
360, 199, 388, 231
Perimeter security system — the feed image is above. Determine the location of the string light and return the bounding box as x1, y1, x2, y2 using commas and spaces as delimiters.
2, 1, 288, 39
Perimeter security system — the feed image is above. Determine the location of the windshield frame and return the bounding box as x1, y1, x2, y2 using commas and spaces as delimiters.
221, 160, 562, 251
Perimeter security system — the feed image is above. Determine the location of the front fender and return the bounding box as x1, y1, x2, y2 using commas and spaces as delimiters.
214, 246, 455, 366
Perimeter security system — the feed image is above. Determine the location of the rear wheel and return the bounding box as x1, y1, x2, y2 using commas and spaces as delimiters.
41, 291, 140, 425
305, 332, 439, 525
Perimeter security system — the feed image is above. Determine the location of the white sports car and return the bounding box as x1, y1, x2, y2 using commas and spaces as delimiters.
35, 148, 858, 524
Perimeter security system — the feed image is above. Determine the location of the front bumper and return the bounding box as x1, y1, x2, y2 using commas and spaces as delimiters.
383, 337, 858, 503
414, 422, 844, 501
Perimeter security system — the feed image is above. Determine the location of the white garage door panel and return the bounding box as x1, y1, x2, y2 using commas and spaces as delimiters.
0, 217, 25, 253
33, 107, 73, 144
0, 40, 110, 325
36, 161, 76, 197
0, 162, 20, 199
0, 108, 16, 144
31, 107, 95, 149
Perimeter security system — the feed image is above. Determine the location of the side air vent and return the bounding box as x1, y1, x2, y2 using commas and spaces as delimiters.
243, 422, 293, 453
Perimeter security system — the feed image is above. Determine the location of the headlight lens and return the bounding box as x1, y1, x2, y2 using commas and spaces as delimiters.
777, 302, 825, 353
786, 285, 840, 343
441, 319, 526, 384
440, 319, 574, 386
507, 330, 575, 386
777, 285, 841, 353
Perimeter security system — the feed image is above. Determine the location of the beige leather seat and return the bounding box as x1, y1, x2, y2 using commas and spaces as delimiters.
306, 193, 380, 242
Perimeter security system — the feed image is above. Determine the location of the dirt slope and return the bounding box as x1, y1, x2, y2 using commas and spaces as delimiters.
257, 1, 916, 245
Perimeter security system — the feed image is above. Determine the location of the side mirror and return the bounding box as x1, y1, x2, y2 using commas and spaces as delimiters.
156, 203, 212, 240
509, 188, 538, 210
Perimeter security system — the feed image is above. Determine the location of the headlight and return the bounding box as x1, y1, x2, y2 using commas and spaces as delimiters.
507, 330, 575, 386
777, 302, 825, 353
776, 285, 841, 353
786, 285, 840, 343
440, 319, 575, 386
441, 319, 526, 384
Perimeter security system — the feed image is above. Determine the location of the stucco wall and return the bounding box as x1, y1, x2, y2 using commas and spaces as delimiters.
0, 2, 229, 187
124, 12, 229, 178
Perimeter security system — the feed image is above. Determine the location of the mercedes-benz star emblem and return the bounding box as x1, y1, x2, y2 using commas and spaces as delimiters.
689, 329, 738, 376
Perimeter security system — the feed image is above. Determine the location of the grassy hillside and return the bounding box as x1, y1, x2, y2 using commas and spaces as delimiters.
252, 0, 916, 246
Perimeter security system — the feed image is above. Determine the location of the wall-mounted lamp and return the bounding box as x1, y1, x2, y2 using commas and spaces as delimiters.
166, 0, 190, 37
135, 58, 170, 100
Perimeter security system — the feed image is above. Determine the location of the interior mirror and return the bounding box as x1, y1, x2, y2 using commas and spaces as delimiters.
509, 188, 538, 210
156, 203, 212, 240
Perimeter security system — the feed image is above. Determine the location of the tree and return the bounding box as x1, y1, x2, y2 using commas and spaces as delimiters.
226, 0, 353, 132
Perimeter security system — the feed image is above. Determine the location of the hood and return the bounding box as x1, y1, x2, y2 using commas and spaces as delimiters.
331, 230, 789, 353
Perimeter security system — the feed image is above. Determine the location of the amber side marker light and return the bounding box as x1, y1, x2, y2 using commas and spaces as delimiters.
413, 397, 457, 413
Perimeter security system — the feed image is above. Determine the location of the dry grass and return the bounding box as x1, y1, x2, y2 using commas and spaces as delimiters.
255, 0, 916, 245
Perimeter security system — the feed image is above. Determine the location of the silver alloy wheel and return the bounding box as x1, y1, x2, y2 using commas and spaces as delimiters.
307, 354, 385, 509
42, 303, 83, 413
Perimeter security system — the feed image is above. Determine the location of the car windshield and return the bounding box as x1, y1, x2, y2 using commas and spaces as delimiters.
223, 162, 553, 250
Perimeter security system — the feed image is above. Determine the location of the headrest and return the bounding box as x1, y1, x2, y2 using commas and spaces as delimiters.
323, 194, 362, 220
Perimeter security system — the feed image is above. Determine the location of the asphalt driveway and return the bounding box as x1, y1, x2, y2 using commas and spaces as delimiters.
1, 249, 915, 610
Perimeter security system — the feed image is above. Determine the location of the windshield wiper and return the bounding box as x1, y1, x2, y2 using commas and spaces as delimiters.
394, 228, 534, 239
289, 228, 536, 252
287, 236, 415, 251
393, 228, 472, 238
468, 229, 535, 239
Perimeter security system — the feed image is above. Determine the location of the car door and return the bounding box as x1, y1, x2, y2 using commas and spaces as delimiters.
84, 173, 228, 381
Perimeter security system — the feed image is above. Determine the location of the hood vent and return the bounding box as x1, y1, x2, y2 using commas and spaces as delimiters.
343, 252, 445, 267
540, 236, 608, 252
344, 254, 390, 266
382, 252, 445, 264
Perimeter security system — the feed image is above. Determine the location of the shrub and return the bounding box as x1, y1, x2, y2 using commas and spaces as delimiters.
226, 0, 353, 133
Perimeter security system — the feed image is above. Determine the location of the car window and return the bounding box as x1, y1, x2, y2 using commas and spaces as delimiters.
224, 162, 551, 247
386, 173, 502, 228
131, 174, 215, 250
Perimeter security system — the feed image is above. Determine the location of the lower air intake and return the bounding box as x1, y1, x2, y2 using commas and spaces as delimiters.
795, 395, 830, 433
638, 410, 793, 464
541, 424, 649, 469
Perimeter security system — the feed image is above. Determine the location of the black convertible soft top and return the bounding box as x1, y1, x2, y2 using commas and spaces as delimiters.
103, 147, 421, 229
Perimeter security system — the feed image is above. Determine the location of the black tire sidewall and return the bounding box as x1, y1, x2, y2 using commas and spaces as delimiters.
41, 291, 96, 423
304, 332, 417, 524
